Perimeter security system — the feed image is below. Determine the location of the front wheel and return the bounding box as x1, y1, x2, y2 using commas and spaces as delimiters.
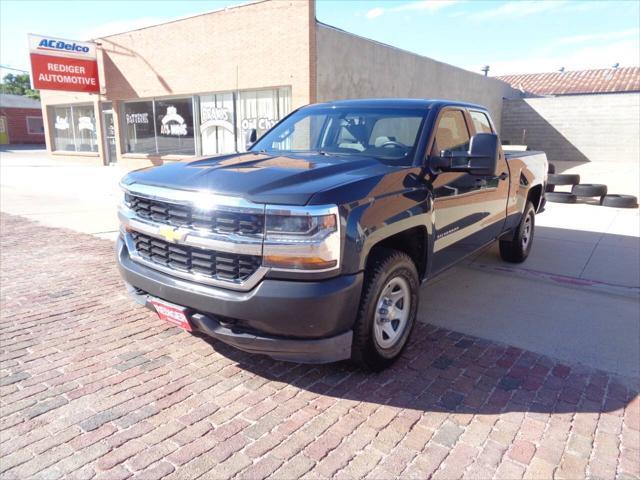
499, 201, 535, 263
351, 248, 419, 371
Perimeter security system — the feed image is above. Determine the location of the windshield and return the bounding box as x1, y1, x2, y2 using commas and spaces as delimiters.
251, 107, 427, 164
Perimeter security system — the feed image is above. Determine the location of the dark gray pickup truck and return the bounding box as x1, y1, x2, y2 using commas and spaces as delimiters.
117, 99, 547, 370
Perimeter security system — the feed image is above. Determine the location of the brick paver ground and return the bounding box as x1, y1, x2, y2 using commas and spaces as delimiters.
1, 212, 639, 480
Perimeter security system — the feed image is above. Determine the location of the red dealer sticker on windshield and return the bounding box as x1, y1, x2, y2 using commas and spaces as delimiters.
30, 53, 100, 93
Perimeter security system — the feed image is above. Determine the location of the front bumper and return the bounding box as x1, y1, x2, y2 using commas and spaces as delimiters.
116, 237, 363, 363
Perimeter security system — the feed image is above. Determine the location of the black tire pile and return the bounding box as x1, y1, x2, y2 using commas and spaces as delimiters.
545, 163, 638, 208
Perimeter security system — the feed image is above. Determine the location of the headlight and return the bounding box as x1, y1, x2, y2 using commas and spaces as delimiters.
262, 205, 340, 271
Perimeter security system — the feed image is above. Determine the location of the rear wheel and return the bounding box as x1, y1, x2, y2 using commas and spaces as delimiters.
351, 248, 419, 371
499, 201, 535, 263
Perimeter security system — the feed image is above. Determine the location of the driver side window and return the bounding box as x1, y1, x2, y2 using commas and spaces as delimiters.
432, 110, 471, 154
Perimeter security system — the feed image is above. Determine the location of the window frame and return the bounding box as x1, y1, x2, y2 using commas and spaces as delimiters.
26, 116, 44, 135
48, 103, 97, 153
121, 95, 197, 156
428, 107, 472, 157
469, 110, 495, 135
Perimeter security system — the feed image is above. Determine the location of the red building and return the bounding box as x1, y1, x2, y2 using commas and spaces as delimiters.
0, 94, 45, 145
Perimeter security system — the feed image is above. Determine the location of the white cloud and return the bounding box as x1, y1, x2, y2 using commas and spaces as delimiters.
467, 39, 640, 76
366, 7, 385, 19
366, 1, 459, 19
466, 1, 567, 21
557, 28, 639, 46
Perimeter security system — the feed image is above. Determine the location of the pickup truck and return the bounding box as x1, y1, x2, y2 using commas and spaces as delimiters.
117, 99, 547, 370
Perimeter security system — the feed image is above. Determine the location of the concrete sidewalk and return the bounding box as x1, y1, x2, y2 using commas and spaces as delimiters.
0, 147, 124, 239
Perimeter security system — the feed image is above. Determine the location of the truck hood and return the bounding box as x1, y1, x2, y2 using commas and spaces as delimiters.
124, 152, 391, 205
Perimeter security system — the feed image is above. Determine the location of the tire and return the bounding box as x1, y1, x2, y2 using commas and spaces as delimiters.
572, 184, 608, 198
545, 183, 555, 193
548, 173, 580, 186
601, 194, 638, 208
548, 163, 556, 174
499, 202, 535, 263
351, 248, 419, 371
546, 192, 577, 204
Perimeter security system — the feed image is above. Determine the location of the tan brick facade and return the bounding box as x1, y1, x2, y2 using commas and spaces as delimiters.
41, 0, 316, 167
38, 0, 516, 168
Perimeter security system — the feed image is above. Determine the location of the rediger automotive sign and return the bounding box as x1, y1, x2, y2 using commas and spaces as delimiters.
28, 34, 100, 93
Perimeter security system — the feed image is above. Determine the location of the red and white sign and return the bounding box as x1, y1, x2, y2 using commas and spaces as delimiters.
28, 34, 100, 93
149, 298, 192, 331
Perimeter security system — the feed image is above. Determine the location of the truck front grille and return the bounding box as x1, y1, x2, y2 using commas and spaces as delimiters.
127, 194, 263, 235
130, 231, 261, 282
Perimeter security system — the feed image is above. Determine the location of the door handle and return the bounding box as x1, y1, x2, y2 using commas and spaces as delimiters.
498, 172, 509, 181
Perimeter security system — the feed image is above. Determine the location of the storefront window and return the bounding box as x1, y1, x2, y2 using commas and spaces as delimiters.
237, 87, 291, 152
50, 104, 98, 153
74, 105, 98, 152
155, 98, 195, 155
124, 101, 156, 154
118, 88, 290, 157
52, 106, 74, 151
200, 93, 235, 156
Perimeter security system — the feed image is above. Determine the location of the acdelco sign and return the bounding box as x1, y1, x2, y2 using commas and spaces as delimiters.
28, 33, 100, 93
28, 34, 96, 60
37, 39, 90, 55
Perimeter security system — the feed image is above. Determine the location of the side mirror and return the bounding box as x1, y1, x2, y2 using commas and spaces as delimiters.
467, 132, 499, 176
245, 128, 257, 151
431, 133, 499, 176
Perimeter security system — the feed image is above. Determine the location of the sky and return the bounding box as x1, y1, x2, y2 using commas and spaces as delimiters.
1, 0, 638, 80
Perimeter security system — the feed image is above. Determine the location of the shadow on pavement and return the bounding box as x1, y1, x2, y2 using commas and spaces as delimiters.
198, 322, 637, 417
197, 224, 639, 416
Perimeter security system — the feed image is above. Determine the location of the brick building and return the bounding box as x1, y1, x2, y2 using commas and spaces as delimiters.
0, 94, 45, 145
38, 0, 516, 167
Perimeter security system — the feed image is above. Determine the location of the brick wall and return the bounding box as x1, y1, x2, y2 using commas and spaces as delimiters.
41, 0, 314, 108
40, 0, 315, 164
0, 107, 45, 144
501, 93, 640, 164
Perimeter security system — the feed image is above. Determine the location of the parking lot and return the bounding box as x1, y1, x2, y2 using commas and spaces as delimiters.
1, 147, 639, 479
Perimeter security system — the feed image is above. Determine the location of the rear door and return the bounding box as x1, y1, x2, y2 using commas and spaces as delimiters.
430, 108, 509, 273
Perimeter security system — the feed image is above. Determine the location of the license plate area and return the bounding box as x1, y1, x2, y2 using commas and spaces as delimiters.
149, 297, 192, 331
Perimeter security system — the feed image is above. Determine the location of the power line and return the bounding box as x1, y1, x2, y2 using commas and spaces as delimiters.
0, 65, 30, 74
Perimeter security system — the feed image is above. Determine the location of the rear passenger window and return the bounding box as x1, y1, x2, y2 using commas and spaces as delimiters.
433, 110, 470, 153
470, 111, 493, 134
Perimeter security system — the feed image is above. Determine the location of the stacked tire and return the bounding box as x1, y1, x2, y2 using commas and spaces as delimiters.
545, 163, 637, 208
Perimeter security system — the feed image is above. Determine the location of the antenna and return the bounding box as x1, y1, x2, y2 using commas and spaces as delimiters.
558, 67, 565, 73
612, 62, 620, 69
481, 65, 490, 77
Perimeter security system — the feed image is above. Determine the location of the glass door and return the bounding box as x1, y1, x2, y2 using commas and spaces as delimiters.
101, 103, 116, 164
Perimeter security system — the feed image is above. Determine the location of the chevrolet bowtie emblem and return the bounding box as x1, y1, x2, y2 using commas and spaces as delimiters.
158, 226, 185, 243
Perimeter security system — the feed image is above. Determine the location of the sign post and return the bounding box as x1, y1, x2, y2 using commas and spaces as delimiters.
28, 34, 100, 93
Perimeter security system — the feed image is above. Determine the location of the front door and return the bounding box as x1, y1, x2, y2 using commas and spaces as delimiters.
430, 108, 509, 274
102, 104, 116, 164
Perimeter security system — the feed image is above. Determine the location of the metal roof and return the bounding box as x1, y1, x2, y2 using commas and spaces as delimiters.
0, 93, 42, 109
497, 67, 640, 96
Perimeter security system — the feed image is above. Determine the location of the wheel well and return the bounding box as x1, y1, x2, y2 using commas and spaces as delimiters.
527, 184, 543, 212
368, 227, 427, 278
